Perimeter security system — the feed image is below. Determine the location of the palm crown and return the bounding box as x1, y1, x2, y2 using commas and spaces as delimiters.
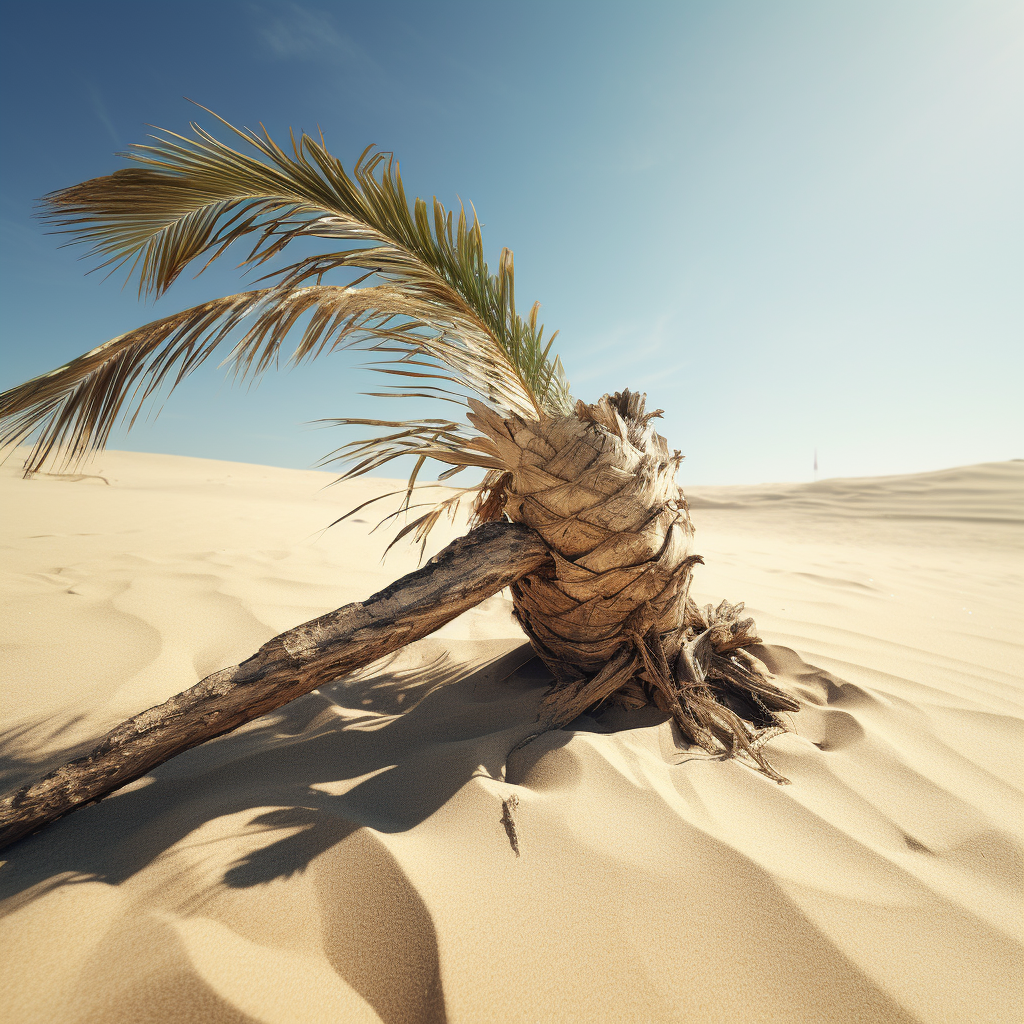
0, 108, 571, 538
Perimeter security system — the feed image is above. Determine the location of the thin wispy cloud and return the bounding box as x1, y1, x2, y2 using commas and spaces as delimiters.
0, 217, 52, 259
87, 83, 120, 146
247, 3, 457, 131
570, 312, 678, 387
255, 3, 360, 62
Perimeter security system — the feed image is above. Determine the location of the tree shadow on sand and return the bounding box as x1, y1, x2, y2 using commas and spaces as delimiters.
0, 641, 940, 1024
0, 640, 852, 906
0, 640, 568, 1024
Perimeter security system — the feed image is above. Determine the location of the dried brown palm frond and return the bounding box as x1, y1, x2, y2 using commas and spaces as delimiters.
0, 107, 569, 499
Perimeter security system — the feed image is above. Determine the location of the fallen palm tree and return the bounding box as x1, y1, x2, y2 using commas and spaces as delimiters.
0, 110, 798, 849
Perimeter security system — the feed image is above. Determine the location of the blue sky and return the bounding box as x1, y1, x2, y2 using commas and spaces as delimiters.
1, 1, 1020, 484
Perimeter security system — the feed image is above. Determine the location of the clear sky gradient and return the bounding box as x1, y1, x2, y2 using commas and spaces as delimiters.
1, 1, 1020, 485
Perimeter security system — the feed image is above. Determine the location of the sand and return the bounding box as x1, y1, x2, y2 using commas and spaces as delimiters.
1, 450, 1021, 1024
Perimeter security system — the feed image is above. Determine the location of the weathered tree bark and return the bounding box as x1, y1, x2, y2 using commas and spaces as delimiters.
0, 521, 552, 852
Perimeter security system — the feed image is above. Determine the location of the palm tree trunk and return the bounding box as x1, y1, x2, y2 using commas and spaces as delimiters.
0, 521, 551, 852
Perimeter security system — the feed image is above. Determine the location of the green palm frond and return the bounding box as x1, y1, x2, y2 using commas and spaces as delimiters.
0, 108, 572, 490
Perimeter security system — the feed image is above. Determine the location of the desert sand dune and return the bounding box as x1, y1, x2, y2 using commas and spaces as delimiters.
1, 451, 1021, 1023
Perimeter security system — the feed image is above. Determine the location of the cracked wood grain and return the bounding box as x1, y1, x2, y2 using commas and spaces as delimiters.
0, 521, 552, 851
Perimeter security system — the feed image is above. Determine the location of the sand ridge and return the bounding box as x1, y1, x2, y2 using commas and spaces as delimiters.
1, 451, 1021, 1023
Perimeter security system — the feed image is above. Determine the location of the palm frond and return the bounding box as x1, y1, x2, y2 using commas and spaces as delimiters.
3, 108, 571, 500
1, 284, 486, 474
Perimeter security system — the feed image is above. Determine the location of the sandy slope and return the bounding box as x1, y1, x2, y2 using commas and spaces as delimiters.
0, 451, 1021, 1024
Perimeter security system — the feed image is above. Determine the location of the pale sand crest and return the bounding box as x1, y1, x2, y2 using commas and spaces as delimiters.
1, 451, 1021, 1023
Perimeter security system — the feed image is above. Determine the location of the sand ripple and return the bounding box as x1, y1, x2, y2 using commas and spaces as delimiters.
1, 452, 1021, 1023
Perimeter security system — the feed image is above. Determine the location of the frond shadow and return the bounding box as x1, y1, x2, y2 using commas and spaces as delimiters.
0, 640, 546, 896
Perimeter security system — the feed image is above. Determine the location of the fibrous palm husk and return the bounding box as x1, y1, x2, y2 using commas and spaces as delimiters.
470, 389, 798, 780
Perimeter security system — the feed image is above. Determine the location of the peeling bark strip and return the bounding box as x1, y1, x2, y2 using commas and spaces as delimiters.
0, 522, 552, 852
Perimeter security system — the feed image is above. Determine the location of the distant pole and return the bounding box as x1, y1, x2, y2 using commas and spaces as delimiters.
813, 448, 818, 481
